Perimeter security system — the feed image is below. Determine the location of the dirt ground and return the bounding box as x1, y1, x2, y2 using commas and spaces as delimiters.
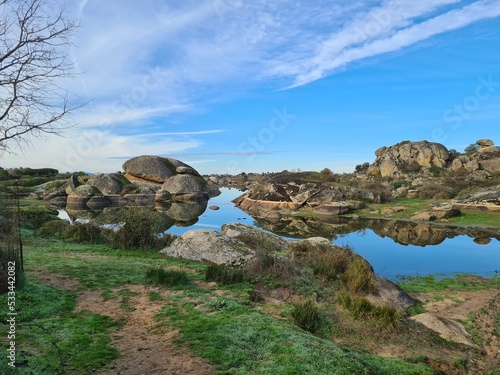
29, 268, 499, 375
29, 269, 215, 375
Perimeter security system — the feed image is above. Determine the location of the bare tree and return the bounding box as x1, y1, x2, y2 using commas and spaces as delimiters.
0, 0, 81, 153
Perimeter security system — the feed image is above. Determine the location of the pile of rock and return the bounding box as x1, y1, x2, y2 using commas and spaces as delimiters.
366, 141, 450, 178
40, 155, 213, 211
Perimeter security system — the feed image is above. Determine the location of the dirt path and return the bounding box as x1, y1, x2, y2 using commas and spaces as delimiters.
75, 285, 215, 375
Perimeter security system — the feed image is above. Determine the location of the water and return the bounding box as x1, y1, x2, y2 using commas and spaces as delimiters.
168, 188, 500, 280
60, 188, 500, 279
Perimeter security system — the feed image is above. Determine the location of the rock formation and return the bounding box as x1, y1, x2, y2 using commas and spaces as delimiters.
367, 141, 450, 178
160, 223, 415, 311
233, 182, 377, 218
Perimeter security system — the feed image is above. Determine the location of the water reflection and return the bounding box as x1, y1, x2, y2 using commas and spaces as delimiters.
252, 215, 500, 247
59, 199, 209, 230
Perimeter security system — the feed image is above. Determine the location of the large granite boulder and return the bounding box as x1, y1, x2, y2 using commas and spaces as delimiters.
160, 229, 256, 267
86, 173, 130, 195
368, 141, 450, 177
122, 155, 210, 201
161, 174, 208, 201
123, 155, 200, 183
476, 138, 500, 154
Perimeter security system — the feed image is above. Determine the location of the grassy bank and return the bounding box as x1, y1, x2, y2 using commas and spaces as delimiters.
0, 234, 441, 374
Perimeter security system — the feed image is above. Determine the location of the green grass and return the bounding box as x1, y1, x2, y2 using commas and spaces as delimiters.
145, 267, 190, 287
205, 263, 245, 285
447, 210, 500, 227
155, 292, 432, 374
0, 282, 119, 374
397, 274, 500, 293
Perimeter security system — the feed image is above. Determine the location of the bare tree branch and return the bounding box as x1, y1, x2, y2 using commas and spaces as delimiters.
0, 0, 83, 153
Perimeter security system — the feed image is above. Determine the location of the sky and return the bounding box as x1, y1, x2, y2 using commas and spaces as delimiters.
1, 0, 500, 174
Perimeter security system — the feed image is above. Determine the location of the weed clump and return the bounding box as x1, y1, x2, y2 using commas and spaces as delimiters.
145, 267, 189, 287
338, 292, 402, 327
291, 299, 322, 333
342, 258, 375, 294
205, 263, 244, 285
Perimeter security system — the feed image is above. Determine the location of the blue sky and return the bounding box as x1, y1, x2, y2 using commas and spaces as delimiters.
1, 0, 500, 174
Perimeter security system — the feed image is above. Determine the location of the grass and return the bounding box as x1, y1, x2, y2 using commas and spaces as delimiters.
397, 274, 500, 293
156, 293, 432, 375
347, 198, 500, 228
0, 282, 119, 374
205, 263, 245, 285
145, 267, 190, 287
291, 299, 322, 333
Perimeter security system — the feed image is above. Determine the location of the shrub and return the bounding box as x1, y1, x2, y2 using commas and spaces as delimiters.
37, 220, 70, 238
342, 258, 375, 294
205, 263, 244, 285
338, 292, 402, 327
112, 207, 167, 250
310, 248, 353, 281
291, 300, 322, 333
145, 267, 189, 287
19, 205, 59, 229
62, 222, 106, 244
355, 162, 370, 173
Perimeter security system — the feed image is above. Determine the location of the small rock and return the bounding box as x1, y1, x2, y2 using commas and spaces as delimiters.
209, 205, 220, 210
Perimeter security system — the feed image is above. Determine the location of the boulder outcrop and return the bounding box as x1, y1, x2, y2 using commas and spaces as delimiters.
160, 223, 415, 311
367, 141, 450, 178
86, 173, 130, 195
233, 182, 375, 217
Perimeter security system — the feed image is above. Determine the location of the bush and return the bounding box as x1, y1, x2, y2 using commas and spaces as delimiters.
62, 222, 106, 244
292, 300, 322, 333
205, 263, 244, 285
20, 205, 59, 230
113, 207, 167, 250
354, 162, 370, 173
145, 267, 189, 287
37, 220, 70, 238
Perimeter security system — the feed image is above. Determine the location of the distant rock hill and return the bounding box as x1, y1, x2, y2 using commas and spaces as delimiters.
366, 138, 500, 178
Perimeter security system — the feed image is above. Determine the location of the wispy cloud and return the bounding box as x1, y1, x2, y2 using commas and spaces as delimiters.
289, 0, 500, 87
71, 0, 500, 118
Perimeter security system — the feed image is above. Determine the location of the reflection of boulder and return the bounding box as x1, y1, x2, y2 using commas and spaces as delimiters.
163, 200, 208, 222
473, 237, 491, 245
67, 185, 108, 210
371, 221, 448, 246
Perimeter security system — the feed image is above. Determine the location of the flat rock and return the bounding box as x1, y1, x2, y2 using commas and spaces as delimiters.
410, 313, 476, 347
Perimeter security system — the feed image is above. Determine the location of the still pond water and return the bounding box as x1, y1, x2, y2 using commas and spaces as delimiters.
167, 188, 500, 280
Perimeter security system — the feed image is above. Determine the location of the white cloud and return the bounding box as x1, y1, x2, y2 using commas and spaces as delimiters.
0, 128, 204, 173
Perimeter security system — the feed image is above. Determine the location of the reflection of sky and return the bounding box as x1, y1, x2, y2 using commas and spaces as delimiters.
166, 189, 500, 280
166, 188, 257, 236
334, 231, 500, 280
